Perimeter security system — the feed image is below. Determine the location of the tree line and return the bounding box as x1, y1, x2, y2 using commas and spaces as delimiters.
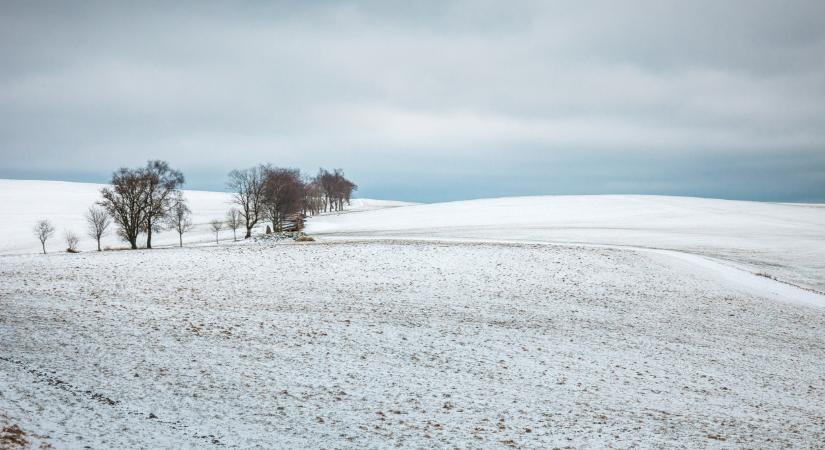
227, 165, 357, 238
32, 160, 357, 253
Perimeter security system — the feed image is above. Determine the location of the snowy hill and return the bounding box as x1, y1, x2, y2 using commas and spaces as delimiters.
3, 179, 825, 447
307, 195, 825, 292
0, 179, 410, 254
2, 179, 823, 291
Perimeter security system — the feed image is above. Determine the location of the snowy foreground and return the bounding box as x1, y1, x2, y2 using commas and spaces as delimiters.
2, 180, 825, 448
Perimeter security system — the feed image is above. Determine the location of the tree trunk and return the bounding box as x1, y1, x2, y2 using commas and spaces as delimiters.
245, 227, 252, 239
129, 238, 138, 249
179, 233, 183, 247
41, 241, 46, 254
146, 223, 153, 249
233, 229, 237, 241
97, 238, 101, 251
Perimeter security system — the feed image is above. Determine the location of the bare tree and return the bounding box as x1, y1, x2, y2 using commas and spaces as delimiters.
225, 208, 242, 241
99, 168, 149, 249
85, 206, 111, 251
33, 219, 55, 254
315, 168, 357, 213
142, 160, 185, 249
65, 230, 80, 252
302, 178, 324, 216
227, 165, 267, 238
263, 167, 305, 232
209, 219, 223, 244
166, 195, 193, 247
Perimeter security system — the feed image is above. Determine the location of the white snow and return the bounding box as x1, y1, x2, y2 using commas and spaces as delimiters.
336, 197, 418, 212
2, 179, 825, 448
306, 195, 825, 292
3, 242, 825, 448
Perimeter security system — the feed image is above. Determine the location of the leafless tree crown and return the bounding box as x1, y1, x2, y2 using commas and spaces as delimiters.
226, 165, 357, 236
85, 206, 111, 251
98, 160, 183, 250
225, 208, 242, 241
33, 219, 56, 254
142, 160, 185, 249
209, 219, 223, 244
311, 168, 357, 214
166, 195, 193, 247
263, 167, 305, 233
227, 165, 267, 238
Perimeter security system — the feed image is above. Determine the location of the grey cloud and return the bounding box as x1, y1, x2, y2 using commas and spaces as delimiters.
1, 1, 824, 201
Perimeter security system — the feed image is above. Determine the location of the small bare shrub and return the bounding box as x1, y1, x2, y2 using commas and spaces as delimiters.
65, 230, 80, 253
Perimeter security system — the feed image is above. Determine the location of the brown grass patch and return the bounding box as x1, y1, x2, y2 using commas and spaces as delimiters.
0, 424, 29, 448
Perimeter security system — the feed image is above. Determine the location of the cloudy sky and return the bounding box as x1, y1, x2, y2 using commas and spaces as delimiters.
1, 1, 824, 201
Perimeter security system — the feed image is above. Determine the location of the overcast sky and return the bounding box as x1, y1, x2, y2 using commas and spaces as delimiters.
1, 1, 824, 202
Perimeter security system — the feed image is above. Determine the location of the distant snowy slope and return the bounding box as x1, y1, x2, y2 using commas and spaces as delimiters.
307, 195, 825, 291
0, 179, 405, 255
344, 198, 418, 211
0, 179, 233, 254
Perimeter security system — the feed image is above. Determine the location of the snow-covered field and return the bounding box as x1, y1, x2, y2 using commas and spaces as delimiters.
308, 195, 825, 292
2, 180, 825, 448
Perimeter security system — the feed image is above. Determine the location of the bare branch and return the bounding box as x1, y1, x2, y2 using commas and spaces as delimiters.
85, 206, 111, 251
33, 219, 56, 254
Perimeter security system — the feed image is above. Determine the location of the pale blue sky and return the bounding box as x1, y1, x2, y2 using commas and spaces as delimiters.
1, 1, 824, 202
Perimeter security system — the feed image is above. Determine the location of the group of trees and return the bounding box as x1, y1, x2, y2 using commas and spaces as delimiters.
32, 160, 185, 253
99, 160, 185, 249
227, 165, 357, 235
32, 161, 357, 253
313, 168, 357, 214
